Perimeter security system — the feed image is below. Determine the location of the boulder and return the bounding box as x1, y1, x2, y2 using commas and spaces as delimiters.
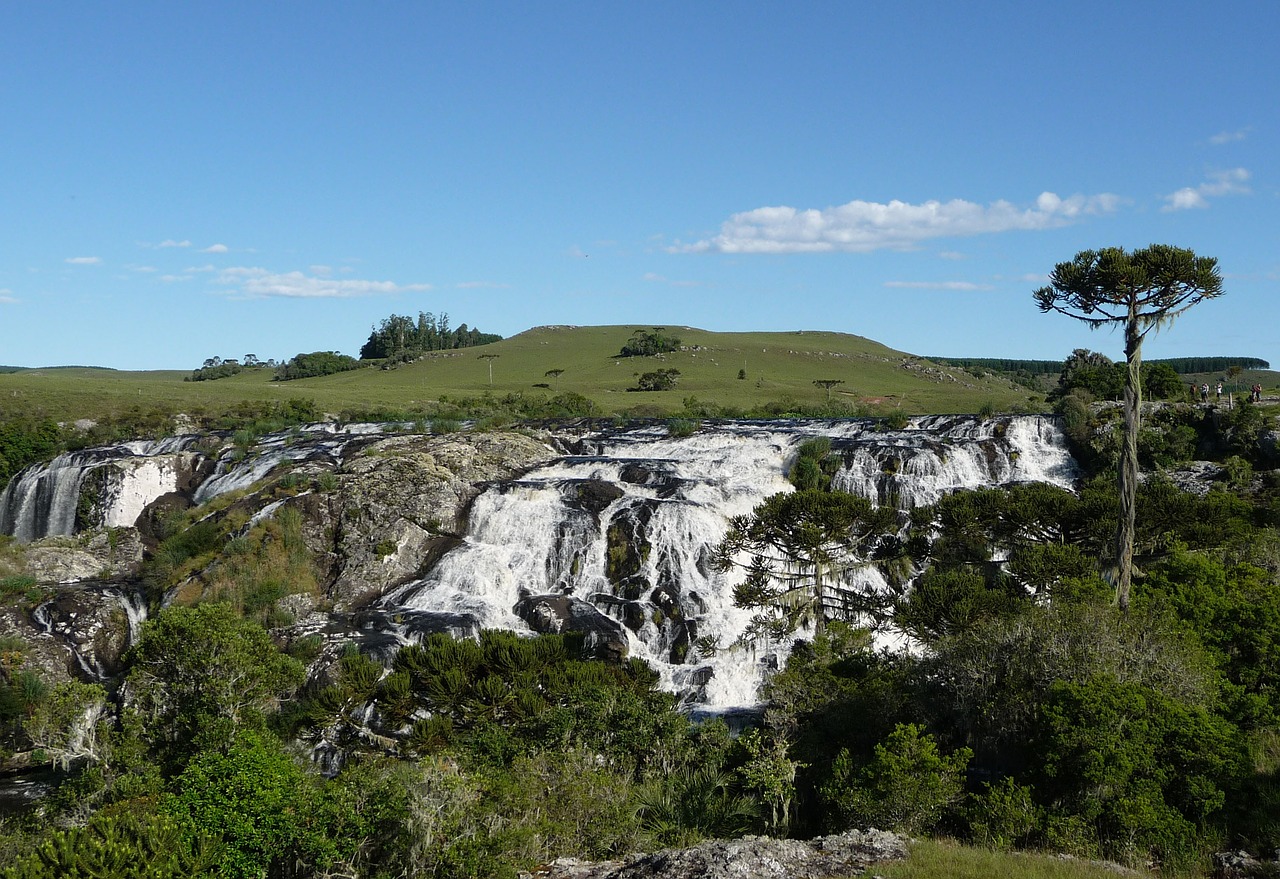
21, 528, 145, 584
514, 594, 629, 662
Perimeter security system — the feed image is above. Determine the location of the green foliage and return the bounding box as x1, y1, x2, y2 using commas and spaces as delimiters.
618, 328, 682, 357
822, 723, 971, 834
895, 568, 1027, 642
186, 358, 247, 382
788, 437, 840, 492
1158, 355, 1270, 373
123, 603, 305, 771
1053, 349, 1187, 402
359, 311, 501, 360
0, 803, 222, 879
1, 574, 37, 599
273, 350, 363, 381
634, 764, 755, 846
1033, 674, 1243, 869
666, 417, 699, 437
716, 489, 901, 639
965, 777, 1040, 851
633, 368, 681, 391
162, 730, 323, 879
1141, 550, 1280, 726
0, 417, 62, 490
928, 357, 1063, 375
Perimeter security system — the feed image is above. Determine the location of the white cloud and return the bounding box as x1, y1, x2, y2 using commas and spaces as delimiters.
160, 274, 193, 283
674, 191, 1122, 254
938, 251, 966, 260
1162, 168, 1250, 211
1164, 188, 1208, 211
0, 289, 16, 304
217, 267, 432, 299
125, 264, 158, 273
883, 280, 994, 291
65, 256, 102, 265
1209, 127, 1249, 145
185, 264, 217, 273
159, 239, 191, 248
201, 243, 229, 254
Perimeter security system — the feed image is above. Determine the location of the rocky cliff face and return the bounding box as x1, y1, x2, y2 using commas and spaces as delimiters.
0, 426, 555, 690
301, 431, 554, 609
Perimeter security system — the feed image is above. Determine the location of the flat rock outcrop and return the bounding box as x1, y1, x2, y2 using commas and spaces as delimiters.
21, 528, 145, 584
519, 829, 908, 879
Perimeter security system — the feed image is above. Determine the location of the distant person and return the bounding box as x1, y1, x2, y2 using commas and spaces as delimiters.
1216, 381, 1223, 401
1201, 383, 1210, 402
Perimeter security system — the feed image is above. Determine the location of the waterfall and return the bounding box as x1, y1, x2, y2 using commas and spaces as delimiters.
192, 423, 388, 504
0, 436, 204, 543
383, 416, 1079, 710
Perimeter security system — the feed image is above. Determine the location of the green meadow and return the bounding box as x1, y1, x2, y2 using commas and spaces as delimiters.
0, 325, 1039, 422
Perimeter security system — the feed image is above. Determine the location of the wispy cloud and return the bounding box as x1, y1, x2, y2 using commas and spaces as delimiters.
160, 274, 193, 283
1162, 168, 1251, 211
1209, 127, 1250, 145
883, 280, 994, 291
65, 256, 102, 265
673, 191, 1123, 254
0, 289, 17, 304
938, 251, 966, 260
159, 239, 191, 248
126, 264, 158, 273
217, 267, 432, 299
201, 243, 228, 254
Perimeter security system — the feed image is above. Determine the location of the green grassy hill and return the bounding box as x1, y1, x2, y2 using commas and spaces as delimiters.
0, 326, 1042, 422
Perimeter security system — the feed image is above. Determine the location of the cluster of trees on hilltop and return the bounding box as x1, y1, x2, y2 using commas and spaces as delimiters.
358, 312, 501, 360
272, 351, 364, 381
186, 355, 276, 382
618, 327, 682, 357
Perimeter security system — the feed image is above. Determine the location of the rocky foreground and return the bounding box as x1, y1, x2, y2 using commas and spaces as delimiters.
517, 829, 909, 879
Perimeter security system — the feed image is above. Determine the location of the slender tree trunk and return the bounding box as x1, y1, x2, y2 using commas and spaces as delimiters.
1116, 311, 1141, 611
813, 559, 825, 636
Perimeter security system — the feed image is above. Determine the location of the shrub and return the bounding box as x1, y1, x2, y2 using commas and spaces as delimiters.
966, 777, 1040, 850
822, 723, 971, 834
666, 418, 699, 438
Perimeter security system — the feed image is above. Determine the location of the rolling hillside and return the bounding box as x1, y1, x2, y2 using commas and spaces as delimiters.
0, 325, 1044, 422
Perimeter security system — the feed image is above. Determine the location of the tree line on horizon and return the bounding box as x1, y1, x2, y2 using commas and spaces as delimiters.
932, 354, 1270, 376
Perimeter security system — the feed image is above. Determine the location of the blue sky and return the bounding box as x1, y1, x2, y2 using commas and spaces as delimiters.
2, 2, 1276, 370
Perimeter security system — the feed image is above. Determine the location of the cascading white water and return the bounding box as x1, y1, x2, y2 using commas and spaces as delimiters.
192, 423, 390, 504
385, 416, 1079, 710
0, 436, 204, 542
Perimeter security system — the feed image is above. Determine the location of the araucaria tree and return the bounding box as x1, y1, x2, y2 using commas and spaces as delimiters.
1034, 245, 1223, 610
714, 490, 899, 641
